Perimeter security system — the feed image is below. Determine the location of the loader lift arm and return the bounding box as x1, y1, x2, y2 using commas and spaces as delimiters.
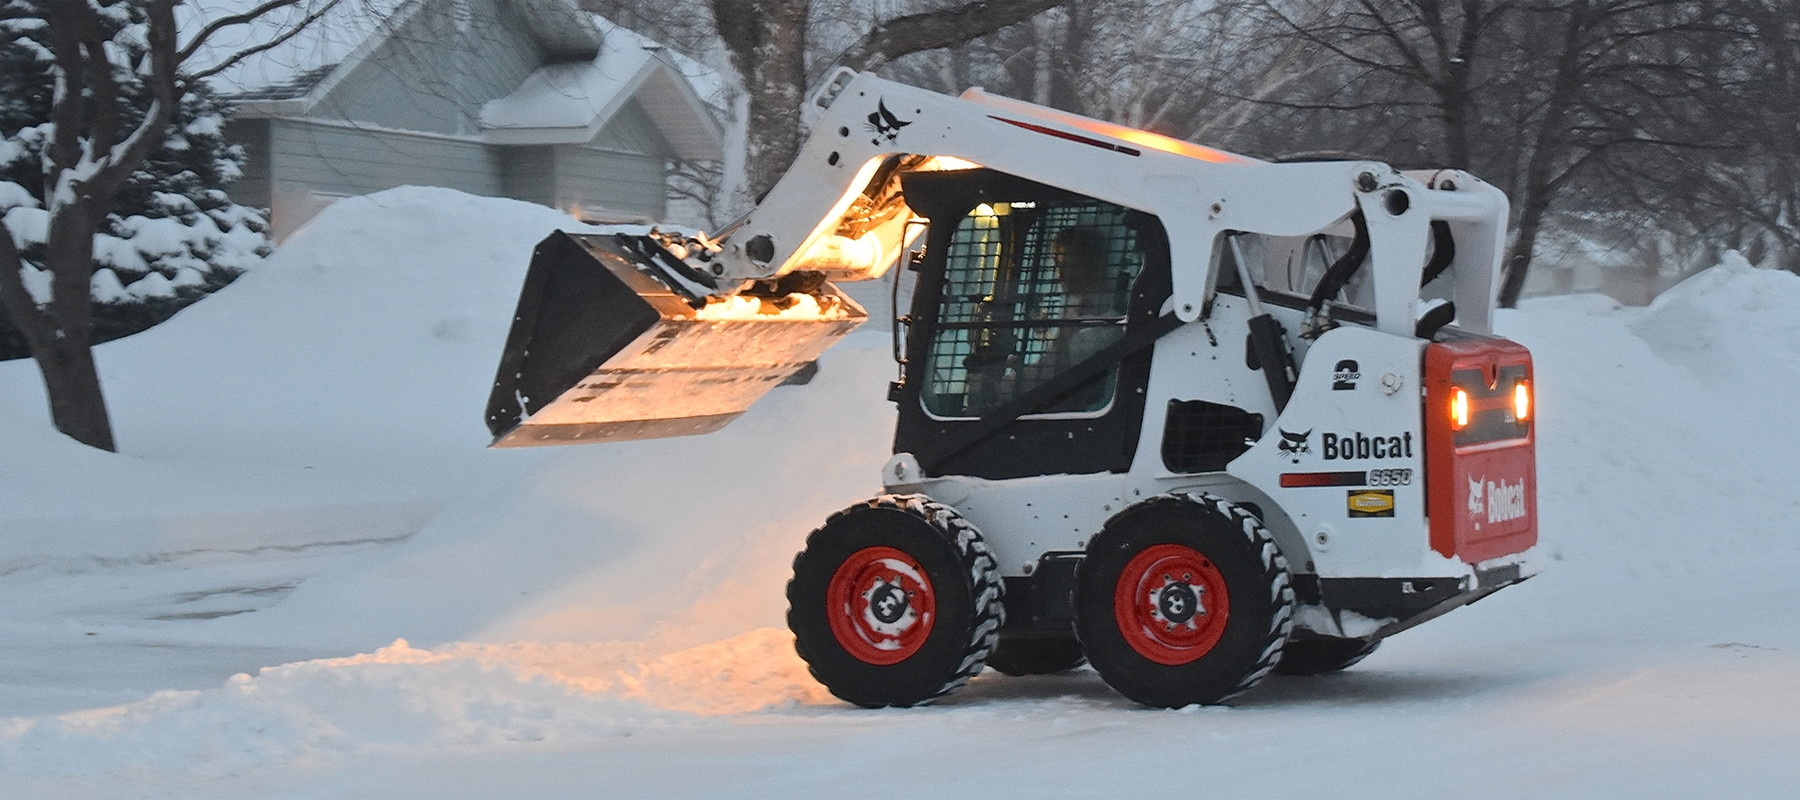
486, 68, 1511, 447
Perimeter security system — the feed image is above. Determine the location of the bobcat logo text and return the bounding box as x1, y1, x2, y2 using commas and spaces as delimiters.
1468, 475, 1527, 523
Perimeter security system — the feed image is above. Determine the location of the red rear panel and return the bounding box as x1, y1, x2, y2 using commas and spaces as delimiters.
1424, 338, 1537, 563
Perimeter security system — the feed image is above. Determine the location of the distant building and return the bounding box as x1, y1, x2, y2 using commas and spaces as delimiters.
211, 0, 723, 239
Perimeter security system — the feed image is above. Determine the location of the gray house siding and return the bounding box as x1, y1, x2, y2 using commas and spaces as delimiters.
313, 0, 546, 136
499, 146, 557, 208
223, 118, 272, 209
265, 119, 497, 237
591, 100, 675, 155
271, 121, 497, 196
547, 98, 675, 220
551, 147, 665, 220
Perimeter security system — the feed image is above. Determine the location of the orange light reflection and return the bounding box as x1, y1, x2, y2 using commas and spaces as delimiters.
1061, 120, 1248, 164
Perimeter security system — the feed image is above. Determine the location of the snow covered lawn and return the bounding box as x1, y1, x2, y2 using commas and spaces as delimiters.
1, 188, 1795, 797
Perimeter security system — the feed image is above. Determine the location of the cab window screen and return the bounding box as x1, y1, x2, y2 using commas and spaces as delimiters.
921, 201, 1144, 418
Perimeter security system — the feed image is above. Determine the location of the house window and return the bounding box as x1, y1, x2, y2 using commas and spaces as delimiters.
921, 200, 1145, 418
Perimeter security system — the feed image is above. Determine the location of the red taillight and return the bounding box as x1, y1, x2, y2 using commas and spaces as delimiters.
1450, 388, 1470, 430
1513, 381, 1531, 422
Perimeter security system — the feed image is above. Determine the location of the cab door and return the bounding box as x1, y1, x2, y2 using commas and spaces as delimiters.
894, 169, 1172, 480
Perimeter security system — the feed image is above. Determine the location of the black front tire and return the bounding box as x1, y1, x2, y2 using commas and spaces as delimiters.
787, 495, 1004, 708
1273, 636, 1380, 675
1074, 493, 1294, 708
985, 634, 1087, 676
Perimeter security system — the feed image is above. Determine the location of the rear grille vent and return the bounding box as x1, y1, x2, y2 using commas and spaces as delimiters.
1161, 399, 1263, 473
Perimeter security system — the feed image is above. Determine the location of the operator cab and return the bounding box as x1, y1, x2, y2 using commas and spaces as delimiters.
892, 168, 1172, 480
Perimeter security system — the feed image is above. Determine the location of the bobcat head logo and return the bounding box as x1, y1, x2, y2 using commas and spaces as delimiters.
1277, 428, 1312, 463
1467, 475, 1485, 518
866, 99, 912, 145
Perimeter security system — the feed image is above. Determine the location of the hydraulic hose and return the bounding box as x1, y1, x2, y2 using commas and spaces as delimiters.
1305, 209, 1370, 319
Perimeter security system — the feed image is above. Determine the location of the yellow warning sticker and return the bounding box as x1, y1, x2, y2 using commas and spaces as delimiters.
1347, 489, 1395, 518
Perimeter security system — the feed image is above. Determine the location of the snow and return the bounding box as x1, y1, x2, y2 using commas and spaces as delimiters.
5, 205, 48, 247
89, 268, 129, 303
17, 264, 50, 304
0, 180, 38, 210
478, 46, 657, 132
477, 17, 728, 139
1, 187, 1797, 796
127, 270, 177, 300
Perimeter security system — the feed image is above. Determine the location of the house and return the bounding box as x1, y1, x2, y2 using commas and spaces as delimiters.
205, 0, 724, 239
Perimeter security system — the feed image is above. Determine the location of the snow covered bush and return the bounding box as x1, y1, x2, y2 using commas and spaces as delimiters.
0, 11, 272, 361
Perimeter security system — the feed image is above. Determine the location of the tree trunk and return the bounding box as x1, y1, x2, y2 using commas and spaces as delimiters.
0, 206, 116, 451
1499, 193, 1548, 308
10, 195, 117, 449
1497, 0, 1590, 308
712, 0, 810, 200
34, 333, 115, 451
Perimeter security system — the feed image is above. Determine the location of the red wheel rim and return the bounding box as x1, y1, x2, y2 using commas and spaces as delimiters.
1113, 543, 1230, 665
827, 546, 937, 665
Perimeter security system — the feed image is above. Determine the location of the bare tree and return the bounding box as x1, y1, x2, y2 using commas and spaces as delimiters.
1621, 0, 1800, 276
0, 0, 337, 451
888, 0, 1244, 136
1244, 0, 1751, 306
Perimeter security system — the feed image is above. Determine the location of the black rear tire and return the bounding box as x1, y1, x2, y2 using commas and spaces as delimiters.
787, 495, 1004, 708
985, 635, 1087, 676
1273, 636, 1380, 675
1075, 493, 1294, 707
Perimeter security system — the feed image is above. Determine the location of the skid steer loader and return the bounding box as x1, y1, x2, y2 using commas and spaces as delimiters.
485, 69, 1542, 708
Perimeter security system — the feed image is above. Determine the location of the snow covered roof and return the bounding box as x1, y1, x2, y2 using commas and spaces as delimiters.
184, 0, 601, 112
184, 0, 721, 160
479, 27, 724, 161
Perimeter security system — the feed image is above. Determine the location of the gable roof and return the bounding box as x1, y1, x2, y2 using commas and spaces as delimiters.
478, 29, 724, 161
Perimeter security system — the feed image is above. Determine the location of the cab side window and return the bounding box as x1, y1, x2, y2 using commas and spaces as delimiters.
921, 200, 1144, 418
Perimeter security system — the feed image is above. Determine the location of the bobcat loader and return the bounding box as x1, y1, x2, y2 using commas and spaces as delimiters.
485, 69, 1542, 708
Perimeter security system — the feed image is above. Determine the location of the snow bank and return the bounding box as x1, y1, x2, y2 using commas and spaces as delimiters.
0, 186, 615, 520
1632, 250, 1800, 386
0, 629, 827, 777
0, 640, 667, 776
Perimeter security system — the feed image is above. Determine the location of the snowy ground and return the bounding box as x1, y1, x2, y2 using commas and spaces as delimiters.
1, 187, 1796, 797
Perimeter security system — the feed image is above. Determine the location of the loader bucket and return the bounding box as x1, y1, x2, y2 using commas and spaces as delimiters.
485, 232, 866, 447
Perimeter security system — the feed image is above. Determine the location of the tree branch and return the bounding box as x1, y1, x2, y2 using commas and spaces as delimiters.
177, 0, 312, 62
835, 0, 1070, 73
183, 0, 342, 83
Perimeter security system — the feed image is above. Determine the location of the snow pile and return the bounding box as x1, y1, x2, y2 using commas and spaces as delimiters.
0, 629, 829, 776
1631, 249, 1800, 385
0, 640, 671, 777
438, 628, 833, 714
